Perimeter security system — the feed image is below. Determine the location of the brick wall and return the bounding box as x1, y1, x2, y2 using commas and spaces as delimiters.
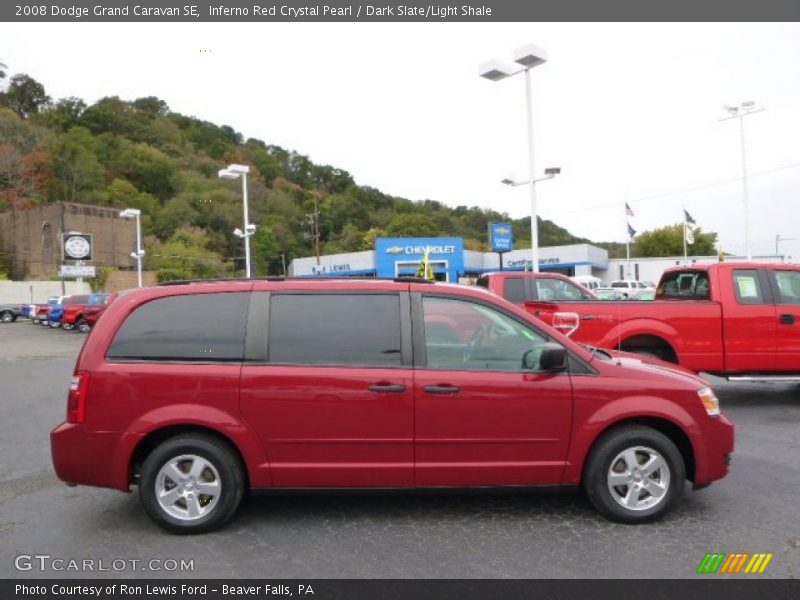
0, 202, 138, 280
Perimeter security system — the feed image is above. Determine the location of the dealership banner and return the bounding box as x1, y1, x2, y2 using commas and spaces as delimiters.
4, 0, 800, 22
3, 579, 799, 599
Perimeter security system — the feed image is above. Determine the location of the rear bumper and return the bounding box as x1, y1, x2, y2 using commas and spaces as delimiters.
694, 414, 735, 485
50, 422, 134, 491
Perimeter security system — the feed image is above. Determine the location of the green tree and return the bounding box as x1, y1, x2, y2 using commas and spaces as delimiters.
0, 74, 50, 118
632, 223, 717, 257
386, 213, 440, 237
49, 126, 104, 202
148, 226, 228, 281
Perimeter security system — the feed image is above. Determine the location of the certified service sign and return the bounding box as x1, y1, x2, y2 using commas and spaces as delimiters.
488, 222, 513, 252
62, 233, 93, 260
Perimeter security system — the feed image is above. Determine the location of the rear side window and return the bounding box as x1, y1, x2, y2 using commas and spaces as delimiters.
269, 294, 402, 366
732, 269, 765, 305
503, 278, 526, 303
772, 270, 800, 305
107, 292, 249, 361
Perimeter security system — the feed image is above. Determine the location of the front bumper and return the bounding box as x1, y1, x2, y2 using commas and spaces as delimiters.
695, 413, 735, 485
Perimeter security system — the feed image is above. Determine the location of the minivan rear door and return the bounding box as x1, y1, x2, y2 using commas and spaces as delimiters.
240, 290, 414, 488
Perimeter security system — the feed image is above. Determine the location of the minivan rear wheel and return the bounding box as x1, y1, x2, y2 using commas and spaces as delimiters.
584, 425, 685, 523
139, 434, 245, 534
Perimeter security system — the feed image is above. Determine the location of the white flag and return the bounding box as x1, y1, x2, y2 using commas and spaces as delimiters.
685, 224, 695, 245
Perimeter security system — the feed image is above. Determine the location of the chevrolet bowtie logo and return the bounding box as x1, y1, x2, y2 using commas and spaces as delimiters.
385, 246, 404, 254
495, 227, 511, 234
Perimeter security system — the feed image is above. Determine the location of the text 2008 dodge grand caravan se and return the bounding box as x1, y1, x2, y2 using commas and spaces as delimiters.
51, 278, 734, 533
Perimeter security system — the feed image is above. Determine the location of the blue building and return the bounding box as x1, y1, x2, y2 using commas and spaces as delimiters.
289, 237, 609, 281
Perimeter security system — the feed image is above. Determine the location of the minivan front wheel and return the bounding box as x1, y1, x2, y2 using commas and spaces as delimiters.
584, 425, 685, 523
139, 434, 245, 534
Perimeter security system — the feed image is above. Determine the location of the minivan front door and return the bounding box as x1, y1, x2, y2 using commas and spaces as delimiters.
240, 291, 414, 488
412, 294, 573, 487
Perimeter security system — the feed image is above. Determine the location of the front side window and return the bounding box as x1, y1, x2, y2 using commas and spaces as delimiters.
732, 269, 765, 305
107, 292, 249, 361
536, 278, 586, 300
772, 270, 800, 305
422, 296, 548, 372
269, 293, 402, 366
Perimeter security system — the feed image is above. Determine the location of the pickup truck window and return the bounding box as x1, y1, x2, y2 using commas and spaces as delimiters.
536, 278, 587, 301
771, 270, 800, 305
732, 269, 765, 305
658, 271, 709, 299
504, 277, 526, 303
422, 296, 547, 372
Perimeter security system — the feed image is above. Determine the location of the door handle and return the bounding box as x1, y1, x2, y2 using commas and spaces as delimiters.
368, 383, 406, 393
779, 314, 796, 325
423, 385, 460, 394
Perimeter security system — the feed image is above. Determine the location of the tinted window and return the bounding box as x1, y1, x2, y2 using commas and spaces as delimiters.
536, 278, 586, 300
611, 282, 627, 288
772, 270, 800, 305
503, 278, 526, 303
269, 294, 402, 366
107, 293, 249, 361
422, 296, 548, 372
657, 271, 709, 299
732, 269, 765, 305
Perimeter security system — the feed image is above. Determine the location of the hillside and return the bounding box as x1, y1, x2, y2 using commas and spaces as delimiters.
0, 71, 621, 280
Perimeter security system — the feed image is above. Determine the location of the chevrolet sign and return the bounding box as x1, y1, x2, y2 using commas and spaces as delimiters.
386, 245, 456, 255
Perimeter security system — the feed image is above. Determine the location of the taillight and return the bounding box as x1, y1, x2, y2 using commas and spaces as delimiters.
67, 371, 90, 423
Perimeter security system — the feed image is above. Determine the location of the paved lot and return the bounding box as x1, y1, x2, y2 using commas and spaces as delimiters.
1, 320, 799, 579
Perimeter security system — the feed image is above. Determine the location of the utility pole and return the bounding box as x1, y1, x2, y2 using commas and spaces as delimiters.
307, 193, 321, 266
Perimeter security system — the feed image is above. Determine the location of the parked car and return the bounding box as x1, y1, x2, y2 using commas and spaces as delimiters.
51, 278, 734, 533
477, 271, 598, 304
32, 296, 62, 325
523, 262, 800, 378
594, 287, 628, 301
0, 303, 23, 323
61, 293, 108, 331
572, 275, 604, 292
609, 280, 656, 300
77, 292, 117, 332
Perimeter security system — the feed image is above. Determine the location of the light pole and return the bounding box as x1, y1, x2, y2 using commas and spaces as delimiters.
720, 101, 764, 260
218, 164, 255, 278
119, 208, 144, 287
481, 44, 549, 272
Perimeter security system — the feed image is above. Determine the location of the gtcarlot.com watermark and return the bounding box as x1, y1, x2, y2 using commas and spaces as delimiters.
15, 553, 194, 572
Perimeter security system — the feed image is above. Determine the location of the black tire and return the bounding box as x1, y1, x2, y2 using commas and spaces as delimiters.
139, 434, 245, 534
76, 318, 90, 333
0, 310, 14, 323
584, 425, 685, 523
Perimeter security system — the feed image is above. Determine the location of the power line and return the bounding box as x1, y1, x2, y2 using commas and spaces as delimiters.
558, 161, 800, 215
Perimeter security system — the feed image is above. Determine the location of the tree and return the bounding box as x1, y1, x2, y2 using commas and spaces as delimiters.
48, 126, 104, 203
386, 213, 441, 237
632, 223, 717, 257
0, 74, 51, 118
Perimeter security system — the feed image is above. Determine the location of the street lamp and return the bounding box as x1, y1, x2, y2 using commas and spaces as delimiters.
501, 167, 561, 187
480, 44, 550, 272
720, 101, 764, 260
218, 164, 255, 278
119, 208, 144, 288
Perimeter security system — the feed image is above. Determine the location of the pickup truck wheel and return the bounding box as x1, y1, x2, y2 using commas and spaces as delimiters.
32, 318, 40, 325
139, 434, 245, 534
584, 425, 685, 523
0, 311, 14, 323
62, 323, 74, 331
77, 319, 90, 333
49, 320, 60, 328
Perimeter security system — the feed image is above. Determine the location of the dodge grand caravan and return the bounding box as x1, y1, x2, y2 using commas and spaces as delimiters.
51, 278, 734, 533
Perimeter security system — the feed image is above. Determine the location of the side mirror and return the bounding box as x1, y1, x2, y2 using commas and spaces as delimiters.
539, 342, 568, 372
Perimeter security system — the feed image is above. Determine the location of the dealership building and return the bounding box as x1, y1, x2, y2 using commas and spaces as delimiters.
288, 237, 610, 281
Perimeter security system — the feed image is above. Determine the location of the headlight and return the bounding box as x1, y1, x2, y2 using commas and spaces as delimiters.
697, 387, 720, 416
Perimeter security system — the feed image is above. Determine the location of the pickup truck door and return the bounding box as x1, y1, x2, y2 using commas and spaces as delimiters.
722, 268, 776, 372
767, 269, 800, 371
412, 293, 573, 487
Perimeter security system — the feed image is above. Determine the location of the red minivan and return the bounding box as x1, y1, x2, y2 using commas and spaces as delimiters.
51, 278, 734, 533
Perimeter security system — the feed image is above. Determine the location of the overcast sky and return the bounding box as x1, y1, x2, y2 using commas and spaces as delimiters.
2, 22, 799, 259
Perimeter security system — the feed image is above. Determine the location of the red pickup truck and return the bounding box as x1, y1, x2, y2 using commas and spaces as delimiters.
515, 262, 800, 379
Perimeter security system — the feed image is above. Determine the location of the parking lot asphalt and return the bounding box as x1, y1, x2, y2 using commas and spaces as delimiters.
1, 320, 799, 579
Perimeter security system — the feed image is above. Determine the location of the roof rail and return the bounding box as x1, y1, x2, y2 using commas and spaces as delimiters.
160, 276, 436, 286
